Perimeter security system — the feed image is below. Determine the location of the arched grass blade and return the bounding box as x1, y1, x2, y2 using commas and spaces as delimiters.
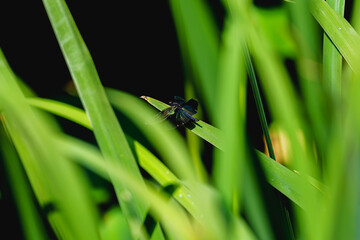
27, 98, 93, 129
27, 97, 198, 220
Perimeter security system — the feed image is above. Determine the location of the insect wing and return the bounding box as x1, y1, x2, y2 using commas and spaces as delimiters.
175, 109, 199, 126
146, 106, 175, 125
173, 96, 185, 104
182, 99, 198, 115
182, 105, 197, 115
175, 110, 191, 126
161, 106, 176, 117
184, 99, 198, 110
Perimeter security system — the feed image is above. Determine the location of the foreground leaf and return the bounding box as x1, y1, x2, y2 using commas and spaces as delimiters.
0, 49, 100, 240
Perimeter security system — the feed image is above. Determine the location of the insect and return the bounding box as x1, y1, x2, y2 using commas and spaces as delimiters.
160, 96, 199, 127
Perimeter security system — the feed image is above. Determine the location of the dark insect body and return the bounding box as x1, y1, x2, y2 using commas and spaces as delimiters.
161, 96, 199, 127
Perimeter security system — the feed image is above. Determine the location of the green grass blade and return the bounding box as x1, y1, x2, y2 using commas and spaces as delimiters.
257, 151, 324, 210
130, 139, 201, 221
41, 0, 147, 235
212, 14, 247, 215
245, 46, 275, 159
323, 0, 345, 98
245, 45, 295, 240
27, 98, 92, 129
168, 0, 219, 117
140, 96, 224, 150
336, 75, 360, 240
321, 4, 345, 225
184, 79, 208, 182
311, 0, 360, 74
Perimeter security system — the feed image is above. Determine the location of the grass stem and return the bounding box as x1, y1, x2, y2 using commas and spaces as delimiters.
245, 45, 295, 240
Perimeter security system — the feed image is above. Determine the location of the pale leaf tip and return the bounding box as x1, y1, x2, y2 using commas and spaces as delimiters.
140, 96, 149, 102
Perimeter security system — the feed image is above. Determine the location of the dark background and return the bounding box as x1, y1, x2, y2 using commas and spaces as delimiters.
1, 1, 226, 100
0, 0, 273, 146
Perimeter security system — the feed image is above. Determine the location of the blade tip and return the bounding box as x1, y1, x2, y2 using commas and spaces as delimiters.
140, 96, 149, 102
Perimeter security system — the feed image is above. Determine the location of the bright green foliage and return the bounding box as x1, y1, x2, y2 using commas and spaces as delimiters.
1, 0, 360, 239
0, 49, 100, 240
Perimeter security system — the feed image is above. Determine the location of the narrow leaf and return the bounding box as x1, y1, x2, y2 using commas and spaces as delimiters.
140, 96, 224, 150
41, 0, 147, 235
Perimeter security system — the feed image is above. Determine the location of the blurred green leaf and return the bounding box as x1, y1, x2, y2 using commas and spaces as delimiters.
351, 0, 360, 31
28, 98, 92, 129
0, 49, 100, 239
212, 14, 247, 215
100, 207, 132, 240
0, 128, 48, 240
169, 0, 219, 117
254, 7, 296, 58
184, 79, 208, 182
